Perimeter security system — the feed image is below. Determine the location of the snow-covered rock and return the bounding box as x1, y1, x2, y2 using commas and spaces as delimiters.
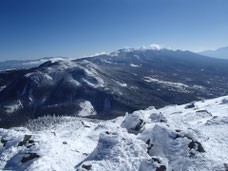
0, 96, 228, 170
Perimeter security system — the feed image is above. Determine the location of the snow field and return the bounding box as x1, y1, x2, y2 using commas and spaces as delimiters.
0, 96, 228, 171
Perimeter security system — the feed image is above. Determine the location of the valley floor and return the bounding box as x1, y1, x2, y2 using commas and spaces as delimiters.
0, 96, 228, 171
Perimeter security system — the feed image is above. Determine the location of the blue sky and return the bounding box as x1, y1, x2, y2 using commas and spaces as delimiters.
0, 0, 228, 60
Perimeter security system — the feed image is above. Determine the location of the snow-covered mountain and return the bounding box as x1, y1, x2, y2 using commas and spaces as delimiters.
1, 48, 228, 128
199, 46, 228, 60
0, 57, 68, 71
0, 96, 227, 170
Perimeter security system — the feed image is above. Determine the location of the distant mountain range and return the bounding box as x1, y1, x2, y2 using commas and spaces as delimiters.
199, 46, 228, 59
0, 57, 68, 70
1, 48, 228, 128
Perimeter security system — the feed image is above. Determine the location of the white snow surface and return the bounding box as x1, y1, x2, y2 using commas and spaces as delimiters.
4, 100, 23, 114
78, 101, 97, 117
130, 64, 141, 68
0, 96, 228, 171
116, 81, 128, 87
0, 85, 6, 92
144, 76, 189, 93
144, 76, 206, 93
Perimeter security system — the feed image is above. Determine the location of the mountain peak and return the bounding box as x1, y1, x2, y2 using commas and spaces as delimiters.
199, 46, 228, 59
109, 46, 164, 57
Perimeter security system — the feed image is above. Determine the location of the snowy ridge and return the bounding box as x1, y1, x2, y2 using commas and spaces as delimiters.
0, 96, 228, 170
24, 60, 105, 89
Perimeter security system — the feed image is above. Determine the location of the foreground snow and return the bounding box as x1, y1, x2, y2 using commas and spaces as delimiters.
0, 96, 228, 171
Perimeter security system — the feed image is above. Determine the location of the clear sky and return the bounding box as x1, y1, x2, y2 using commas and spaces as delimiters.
0, 0, 228, 60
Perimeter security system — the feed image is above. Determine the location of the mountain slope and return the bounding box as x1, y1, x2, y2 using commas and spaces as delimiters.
1, 48, 228, 127
0, 96, 227, 170
199, 46, 228, 59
